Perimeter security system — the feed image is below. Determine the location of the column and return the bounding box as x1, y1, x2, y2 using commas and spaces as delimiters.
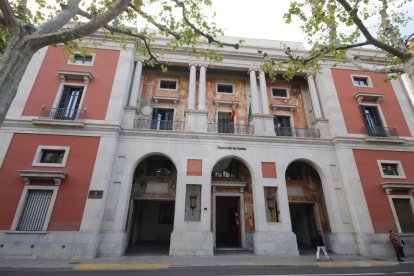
307, 76, 323, 119
128, 60, 143, 107
249, 69, 260, 114
259, 71, 269, 114
198, 65, 207, 111
188, 64, 197, 110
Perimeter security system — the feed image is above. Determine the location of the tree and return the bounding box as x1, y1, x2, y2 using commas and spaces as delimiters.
260, 0, 414, 84
0, 0, 238, 125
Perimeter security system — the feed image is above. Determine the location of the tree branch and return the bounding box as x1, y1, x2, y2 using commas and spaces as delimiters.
344, 51, 405, 73
0, 0, 19, 31
0, 14, 6, 26
171, 0, 239, 49
37, 0, 81, 34
336, 0, 410, 60
75, 7, 159, 62
33, 0, 131, 48
404, 32, 414, 45
128, 3, 181, 40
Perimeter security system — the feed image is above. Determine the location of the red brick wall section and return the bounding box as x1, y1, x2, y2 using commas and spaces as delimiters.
0, 134, 100, 231
187, 159, 202, 176
262, 162, 277, 178
22, 46, 120, 120
331, 69, 411, 137
353, 149, 414, 233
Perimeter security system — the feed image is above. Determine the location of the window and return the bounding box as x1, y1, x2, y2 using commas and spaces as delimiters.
217, 111, 233, 133
217, 84, 234, 94
32, 146, 70, 167
159, 80, 178, 90
146, 158, 173, 176
73, 54, 93, 65
392, 198, 414, 233
352, 75, 371, 87
151, 108, 174, 130
40, 149, 65, 164
286, 164, 302, 180
377, 160, 406, 179
212, 159, 239, 179
11, 186, 59, 232
68, 53, 95, 66
272, 88, 288, 98
360, 105, 385, 136
55, 85, 84, 120
274, 115, 292, 136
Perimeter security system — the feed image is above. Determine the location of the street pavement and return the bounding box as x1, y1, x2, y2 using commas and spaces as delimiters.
0, 251, 413, 271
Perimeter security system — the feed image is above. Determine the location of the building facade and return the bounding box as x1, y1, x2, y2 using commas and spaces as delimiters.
0, 35, 413, 258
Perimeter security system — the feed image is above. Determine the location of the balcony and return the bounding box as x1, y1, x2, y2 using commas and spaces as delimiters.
274, 127, 320, 138
363, 126, 398, 138
32, 107, 87, 127
207, 123, 254, 135
134, 118, 185, 131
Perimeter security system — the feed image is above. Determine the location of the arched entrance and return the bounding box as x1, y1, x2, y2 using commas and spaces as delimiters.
126, 155, 176, 255
286, 161, 330, 254
211, 157, 255, 250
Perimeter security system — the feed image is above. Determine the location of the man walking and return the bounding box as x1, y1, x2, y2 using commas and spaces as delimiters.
315, 230, 333, 262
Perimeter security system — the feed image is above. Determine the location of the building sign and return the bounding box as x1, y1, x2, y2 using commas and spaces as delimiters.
217, 146, 247, 151
88, 190, 104, 199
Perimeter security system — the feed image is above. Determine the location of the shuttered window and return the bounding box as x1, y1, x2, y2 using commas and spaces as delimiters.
17, 190, 53, 231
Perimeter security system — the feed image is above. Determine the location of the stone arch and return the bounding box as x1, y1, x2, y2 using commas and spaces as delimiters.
285, 158, 331, 252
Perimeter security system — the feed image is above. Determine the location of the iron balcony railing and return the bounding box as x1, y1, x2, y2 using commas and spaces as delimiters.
274, 127, 320, 138
363, 125, 399, 138
134, 118, 185, 131
207, 123, 254, 135
39, 107, 86, 121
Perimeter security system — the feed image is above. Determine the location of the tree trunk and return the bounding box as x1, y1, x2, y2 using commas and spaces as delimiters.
0, 34, 37, 126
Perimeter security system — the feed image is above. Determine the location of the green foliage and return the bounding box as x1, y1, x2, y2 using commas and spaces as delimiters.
1, 0, 231, 68
263, 0, 412, 80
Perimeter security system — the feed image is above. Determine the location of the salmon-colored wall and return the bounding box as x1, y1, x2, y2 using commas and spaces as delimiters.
141, 72, 250, 124
353, 149, 414, 233
187, 159, 202, 176
0, 134, 100, 231
22, 46, 120, 120
262, 162, 277, 178
267, 81, 308, 128
331, 69, 410, 136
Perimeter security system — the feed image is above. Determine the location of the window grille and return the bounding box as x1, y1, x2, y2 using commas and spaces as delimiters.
17, 190, 53, 231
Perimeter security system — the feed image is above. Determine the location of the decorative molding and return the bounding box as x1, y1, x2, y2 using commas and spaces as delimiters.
381, 181, 414, 195
213, 98, 239, 107
19, 170, 67, 186
271, 103, 296, 112
152, 95, 180, 104
57, 69, 93, 83
354, 92, 384, 103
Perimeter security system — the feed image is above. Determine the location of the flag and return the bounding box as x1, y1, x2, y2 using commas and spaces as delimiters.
230, 105, 236, 124
248, 102, 252, 124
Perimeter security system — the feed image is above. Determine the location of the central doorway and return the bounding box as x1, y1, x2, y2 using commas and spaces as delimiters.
289, 203, 318, 252
215, 196, 241, 248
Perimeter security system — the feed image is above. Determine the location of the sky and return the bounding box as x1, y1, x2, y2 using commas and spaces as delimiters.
211, 0, 303, 42
210, 0, 414, 45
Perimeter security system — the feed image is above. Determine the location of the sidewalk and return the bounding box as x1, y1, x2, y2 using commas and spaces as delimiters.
0, 252, 411, 270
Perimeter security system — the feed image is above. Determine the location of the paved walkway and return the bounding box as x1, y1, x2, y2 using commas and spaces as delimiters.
0, 252, 412, 270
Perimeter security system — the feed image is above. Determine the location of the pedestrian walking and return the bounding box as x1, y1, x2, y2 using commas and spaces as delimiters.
395, 231, 406, 258
389, 229, 404, 262
315, 230, 333, 262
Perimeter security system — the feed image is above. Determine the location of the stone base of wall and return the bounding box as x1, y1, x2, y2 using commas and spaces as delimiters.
97, 231, 127, 257
0, 231, 99, 259
169, 231, 213, 256
253, 231, 299, 256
